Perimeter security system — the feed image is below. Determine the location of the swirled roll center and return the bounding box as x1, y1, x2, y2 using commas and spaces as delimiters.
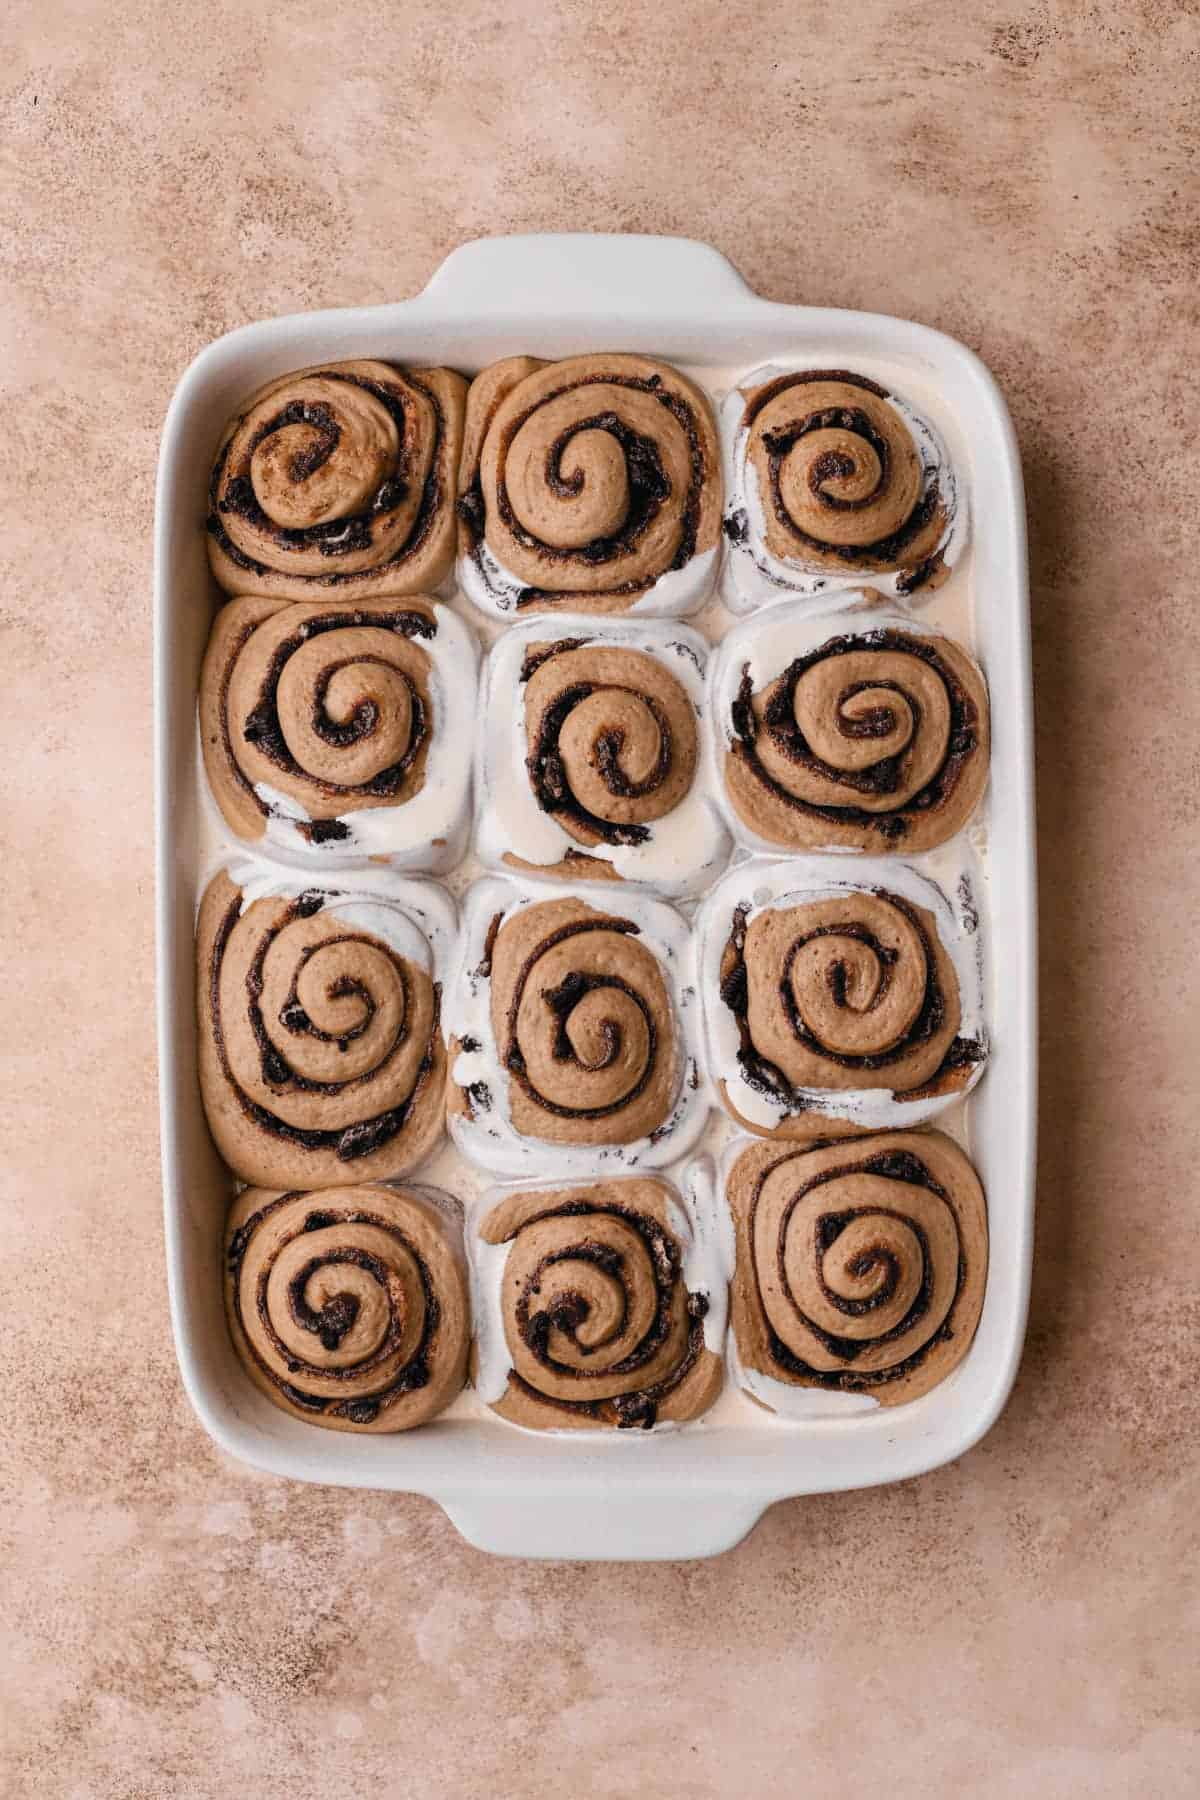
507, 1216, 660, 1374
747, 376, 931, 564
261, 929, 407, 1086
250, 379, 400, 529
504, 390, 674, 554
214, 895, 438, 1144
755, 1164, 962, 1373
538, 1259, 629, 1358
786, 1203, 923, 1339
218, 607, 436, 822
497, 1205, 683, 1402
523, 424, 631, 546
558, 690, 663, 812
492, 901, 676, 1143
212, 363, 445, 581
787, 920, 924, 1058
778, 428, 876, 530
775, 421, 916, 547
257, 1221, 425, 1391
275, 629, 416, 787
796, 680, 913, 767
223, 1186, 471, 1430
732, 890, 957, 1094
783, 649, 950, 806
472, 356, 719, 603
727, 630, 985, 854
523, 642, 697, 844
517, 967, 651, 1110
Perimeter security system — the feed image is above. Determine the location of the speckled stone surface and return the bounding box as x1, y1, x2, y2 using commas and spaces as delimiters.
3, 2, 1199, 1794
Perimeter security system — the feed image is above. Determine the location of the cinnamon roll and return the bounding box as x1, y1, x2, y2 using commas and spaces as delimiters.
457, 353, 721, 618
714, 608, 989, 853
476, 615, 729, 896
698, 859, 986, 1136
225, 1183, 469, 1432
726, 1132, 987, 1410
721, 365, 966, 612
206, 360, 465, 600
472, 1171, 725, 1430
447, 877, 708, 1177
199, 595, 477, 869
197, 864, 454, 1187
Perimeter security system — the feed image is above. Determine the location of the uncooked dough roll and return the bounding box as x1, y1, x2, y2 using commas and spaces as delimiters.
225, 1183, 469, 1431
727, 1131, 987, 1407
458, 353, 721, 616
207, 360, 465, 599
474, 1177, 721, 1430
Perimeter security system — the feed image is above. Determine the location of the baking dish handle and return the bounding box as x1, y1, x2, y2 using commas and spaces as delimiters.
441, 1491, 766, 1562
414, 232, 757, 318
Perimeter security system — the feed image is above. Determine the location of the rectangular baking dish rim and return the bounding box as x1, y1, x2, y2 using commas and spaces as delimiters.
154, 233, 1036, 1561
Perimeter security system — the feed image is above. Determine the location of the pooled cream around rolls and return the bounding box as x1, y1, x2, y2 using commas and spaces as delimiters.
475, 614, 730, 896
446, 876, 709, 1178
457, 354, 722, 618
721, 364, 967, 614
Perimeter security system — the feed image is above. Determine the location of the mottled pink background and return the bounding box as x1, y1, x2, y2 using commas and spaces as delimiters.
3, 1, 1198, 1794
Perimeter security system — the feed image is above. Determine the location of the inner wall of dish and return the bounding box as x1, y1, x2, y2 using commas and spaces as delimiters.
166, 318, 1019, 1482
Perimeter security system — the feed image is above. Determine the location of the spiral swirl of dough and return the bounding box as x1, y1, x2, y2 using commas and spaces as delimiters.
458, 354, 721, 613
225, 1184, 469, 1432
207, 360, 465, 600
479, 1179, 720, 1429
727, 1132, 987, 1406
734, 369, 957, 594
197, 871, 445, 1187
488, 897, 678, 1146
721, 889, 963, 1102
200, 596, 440, 844
522, 638, 698, 850
726, 627, 989, 851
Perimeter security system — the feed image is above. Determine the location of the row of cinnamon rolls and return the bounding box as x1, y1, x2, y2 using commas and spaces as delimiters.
207, 355, 964, 617
198, 865, 985, 1191
201, 602, 989, 878
225, 1135, 986, 1435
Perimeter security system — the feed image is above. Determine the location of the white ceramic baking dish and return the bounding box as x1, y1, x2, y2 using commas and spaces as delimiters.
155, 234, 1035, 1561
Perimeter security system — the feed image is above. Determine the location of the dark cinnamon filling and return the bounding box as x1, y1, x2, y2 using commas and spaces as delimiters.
742, 369, 892, 427
730, 628, 978, 841
206, 368, 445, 581
502, 916, 658, 1121
750, 1146, 961, 1387
227, 1197, 440, 1422
519, 637, 588, 681
476, 911, 503, 979
504, 1201, 704, 1429
208, 894, 439, 1162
